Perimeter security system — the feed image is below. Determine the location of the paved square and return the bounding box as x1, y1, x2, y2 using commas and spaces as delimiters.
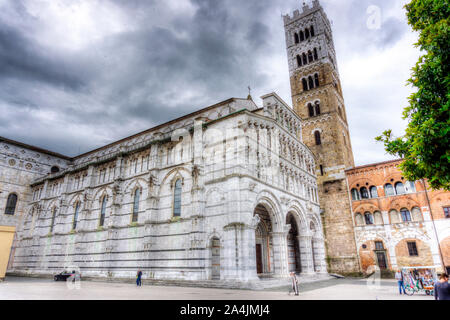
0, 277, 435, 300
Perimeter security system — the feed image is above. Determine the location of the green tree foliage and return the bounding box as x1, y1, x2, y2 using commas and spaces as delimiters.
376, 0, 450, 190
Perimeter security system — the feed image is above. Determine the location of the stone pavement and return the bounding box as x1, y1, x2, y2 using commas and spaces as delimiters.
0, 276, 434, 300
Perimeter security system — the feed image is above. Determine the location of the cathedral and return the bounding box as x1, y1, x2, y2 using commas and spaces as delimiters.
1, 0, 448, 285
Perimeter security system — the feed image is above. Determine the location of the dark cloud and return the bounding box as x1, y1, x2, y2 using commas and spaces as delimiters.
0, 0, 417, 165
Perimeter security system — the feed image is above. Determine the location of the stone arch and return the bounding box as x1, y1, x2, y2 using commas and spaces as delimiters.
124, 178, 147, 195
349, 177, 379, 191
68, 193, 83, 207
391, 229, 431, 248
253, 190, 283, 230
159, 167, 191, 192
93, 186, 114, 203
286, 201, 308, 233
205, 187, 225, 207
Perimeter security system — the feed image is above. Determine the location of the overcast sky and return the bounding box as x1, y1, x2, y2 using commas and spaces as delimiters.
0, 0, 420, 166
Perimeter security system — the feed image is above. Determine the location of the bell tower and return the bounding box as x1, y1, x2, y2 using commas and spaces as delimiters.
283, 0, 360, 273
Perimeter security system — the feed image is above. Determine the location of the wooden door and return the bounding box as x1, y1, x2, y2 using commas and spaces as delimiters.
376, 251, 387, 269
211, 238, 220, 280
256, 244, 263, 274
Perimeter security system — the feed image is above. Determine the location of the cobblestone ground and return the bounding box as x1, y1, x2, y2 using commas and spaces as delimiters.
0, 277, 434, 300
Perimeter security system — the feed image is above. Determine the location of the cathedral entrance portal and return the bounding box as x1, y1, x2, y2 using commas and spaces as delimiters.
254, 204, 274, 277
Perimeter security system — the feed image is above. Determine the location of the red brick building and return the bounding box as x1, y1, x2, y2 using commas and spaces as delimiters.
345, 159, 449, 274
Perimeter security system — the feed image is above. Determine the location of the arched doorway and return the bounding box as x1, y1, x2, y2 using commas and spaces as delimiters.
210, 237, 221, 280
254, 204, 274, 276
286, 213, 301, 273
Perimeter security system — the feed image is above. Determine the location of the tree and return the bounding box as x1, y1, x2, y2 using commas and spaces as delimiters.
376, 0, 450, 191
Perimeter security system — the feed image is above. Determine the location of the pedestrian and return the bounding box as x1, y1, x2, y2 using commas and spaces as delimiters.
395, 269, 405, 295
434, 273, 450, 300
136, 269, 143, 287
289, 272, 299, 296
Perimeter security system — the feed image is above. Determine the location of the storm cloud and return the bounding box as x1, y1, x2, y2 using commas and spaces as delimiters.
0, 0, 419, 165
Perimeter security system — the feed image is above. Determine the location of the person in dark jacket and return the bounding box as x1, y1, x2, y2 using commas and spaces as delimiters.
136, 269, 143, 287
434, 273, 450, 300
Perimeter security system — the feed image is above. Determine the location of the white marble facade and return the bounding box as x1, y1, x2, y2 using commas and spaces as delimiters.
8, 93, 327, 282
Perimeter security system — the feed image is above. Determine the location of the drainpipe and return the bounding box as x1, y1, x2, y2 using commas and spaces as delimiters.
422, 179, 445, 272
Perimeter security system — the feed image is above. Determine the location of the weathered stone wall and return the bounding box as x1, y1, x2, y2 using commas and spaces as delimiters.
395, 239, 433, 268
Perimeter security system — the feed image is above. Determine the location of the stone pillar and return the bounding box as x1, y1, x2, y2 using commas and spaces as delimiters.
270, 226, 290, 278
222, 214, 260, 282
298, 234, 314, 274
312, 236, 327, 273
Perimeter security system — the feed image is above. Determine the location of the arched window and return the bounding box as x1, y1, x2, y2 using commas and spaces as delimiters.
405, 181, 416, 193
374, 211, 383, 225
72, 202, 80, 230
384, 184, 394, 196
313, 48, 318, 60
302, 78, 308, 91
310, 25, 315, 36
308, 51, 313, 63
50, 207, 57, 233
302, 53, 307, 65
308, 76, 314, 90
173, 179, 182, 217
314, 131, 321, 146
314, 101, 321, 115
355, 213, 364, 226
400, 208, 411, 222
5, 193, 18, 215
360, 187, 369, 199
395, 182, 405, 195
308, 103, 314, 117
364, 212, 374, 225
338, 106, 343, 118
314, 73, 319, 87
390, 209, 400, 223
305, 28, 310, 39
351, 188, 360, 201
411, 207, 423, 222
370, 186, 378, 198
294, 33, 299, 44
297, 55, 302, 67
99, 196, 107, 227
132, 188, 140, 223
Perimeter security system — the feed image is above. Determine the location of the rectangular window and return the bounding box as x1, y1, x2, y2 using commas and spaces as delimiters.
407, 241, 418, 256
375, 241, 384, 250
444, 207, 450, 219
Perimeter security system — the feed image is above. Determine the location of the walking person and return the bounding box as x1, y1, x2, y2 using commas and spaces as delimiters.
395, 269, 406, 295
289, 272, 299, 296
434, 273, 450, 300
136, 269, 143, 287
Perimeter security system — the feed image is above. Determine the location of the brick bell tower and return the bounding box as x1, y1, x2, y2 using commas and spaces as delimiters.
283, 0, 360, 273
